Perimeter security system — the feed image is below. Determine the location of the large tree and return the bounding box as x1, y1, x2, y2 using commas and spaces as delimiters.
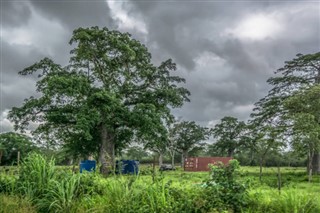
284, 85, 320, 180
172, 121, 209, 167
211, 116, 247, 157
251, 52, 320, 174
9, 27, 190, 175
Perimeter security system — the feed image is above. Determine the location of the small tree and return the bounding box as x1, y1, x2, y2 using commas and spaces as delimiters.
172, 121, 209, 167
211, 116, 247, 157
0, 132, 37, 165
203, 159, 248, 212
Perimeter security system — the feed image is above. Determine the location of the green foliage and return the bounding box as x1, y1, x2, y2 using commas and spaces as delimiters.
211, 116, 247, 157
247, 189, 320, 213
0, 132, 37, 166
203, 159, 249, 212
251, 52, 320, 174
0, 194, 36, 213
172, 121, 209, 157
284, 85, 320, 155
36, 174, 81, 213
18, 153, 56, 199
124, 146, 150, 160
8, 27, 190, 174
1, 154, 320, 212
0, 174, 17, 194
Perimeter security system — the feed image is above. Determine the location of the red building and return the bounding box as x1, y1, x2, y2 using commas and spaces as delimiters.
184, 157, 232, 171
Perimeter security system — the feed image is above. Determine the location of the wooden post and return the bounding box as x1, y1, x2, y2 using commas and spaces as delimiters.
17, 151, 20, 167
152, 155, 156, 183
277, 165, 281, 194
17, 151, 20, 175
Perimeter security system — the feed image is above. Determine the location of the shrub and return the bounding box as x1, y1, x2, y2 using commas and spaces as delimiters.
202, 159, 249, 212
0, 174, 17, 194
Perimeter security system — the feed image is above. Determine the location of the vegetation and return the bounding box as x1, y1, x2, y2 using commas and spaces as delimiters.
8, 27, 190, 175
0, 154, 319, 213
211, 116, 247, 157
171, 121, 209, 167
251, 52, 320, 177
0, 132, 36, 166
2, 24, 320, 212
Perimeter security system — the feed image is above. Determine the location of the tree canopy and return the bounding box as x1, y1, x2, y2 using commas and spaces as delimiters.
211, 116, 247, 157
172, 121, 209, 166
8, 27, 190, 174
251, 52, 320, 176
0, 132, 36, 165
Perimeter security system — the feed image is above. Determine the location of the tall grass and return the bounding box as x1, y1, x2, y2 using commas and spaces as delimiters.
18, 153, 55, 199
77, 176, 198, 213
246, 188, 320, 213
1, 155, 320, 213
0, 194, 36, 213
16, 153, 83, 212
36, 174, 81, 213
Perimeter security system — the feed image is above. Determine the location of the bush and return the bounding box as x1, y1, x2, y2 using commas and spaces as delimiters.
0, 174, 17, 194
202, 159, 249, 212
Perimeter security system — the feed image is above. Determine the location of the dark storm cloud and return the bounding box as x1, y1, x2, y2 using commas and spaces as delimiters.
1, 0, 114, 132
129, 1, 268, 70
0, 0, 319, 133
29, 0, 114, 30
0, 40, 45, 112
125, 0, 319, 124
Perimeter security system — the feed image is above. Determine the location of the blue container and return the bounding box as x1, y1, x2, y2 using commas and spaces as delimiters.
80, 160, 96, 173
116, 160, 139, 175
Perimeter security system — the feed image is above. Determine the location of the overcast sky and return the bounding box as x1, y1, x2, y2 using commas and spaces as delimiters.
1, 0, 319, 133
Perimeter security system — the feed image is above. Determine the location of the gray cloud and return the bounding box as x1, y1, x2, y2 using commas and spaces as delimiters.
2, 1, 32, 28
1, 0, 114, 133
29, 0, 114, 30
0, 0, 319, 133
125, 1, 319, 125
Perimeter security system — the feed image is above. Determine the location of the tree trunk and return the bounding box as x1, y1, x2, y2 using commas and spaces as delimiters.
312, 71, 320, 174
259, 157, 263, 182
159, 153, 163, 166
308, 148, 315, 182
181, 150, 188, 168
311, 152, 320, 175
277, 165, 281, 194
0, 150, 2, 165
249, 149, 254, 166
171, 150, 175, 168
99, 123, 115, 176
228, 149, 234, 157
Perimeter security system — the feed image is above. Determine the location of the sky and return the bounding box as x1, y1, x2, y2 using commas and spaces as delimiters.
1, 0, 319, 133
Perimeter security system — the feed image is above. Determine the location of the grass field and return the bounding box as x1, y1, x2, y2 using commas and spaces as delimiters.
1, 156, 320, 213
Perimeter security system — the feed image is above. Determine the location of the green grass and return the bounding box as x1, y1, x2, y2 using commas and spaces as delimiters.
0, 194, 36, 213
1, 160, 320, 213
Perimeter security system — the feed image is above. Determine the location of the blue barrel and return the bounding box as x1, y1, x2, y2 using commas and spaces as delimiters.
116, 160, 139, 175
80, 160, 96, 173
